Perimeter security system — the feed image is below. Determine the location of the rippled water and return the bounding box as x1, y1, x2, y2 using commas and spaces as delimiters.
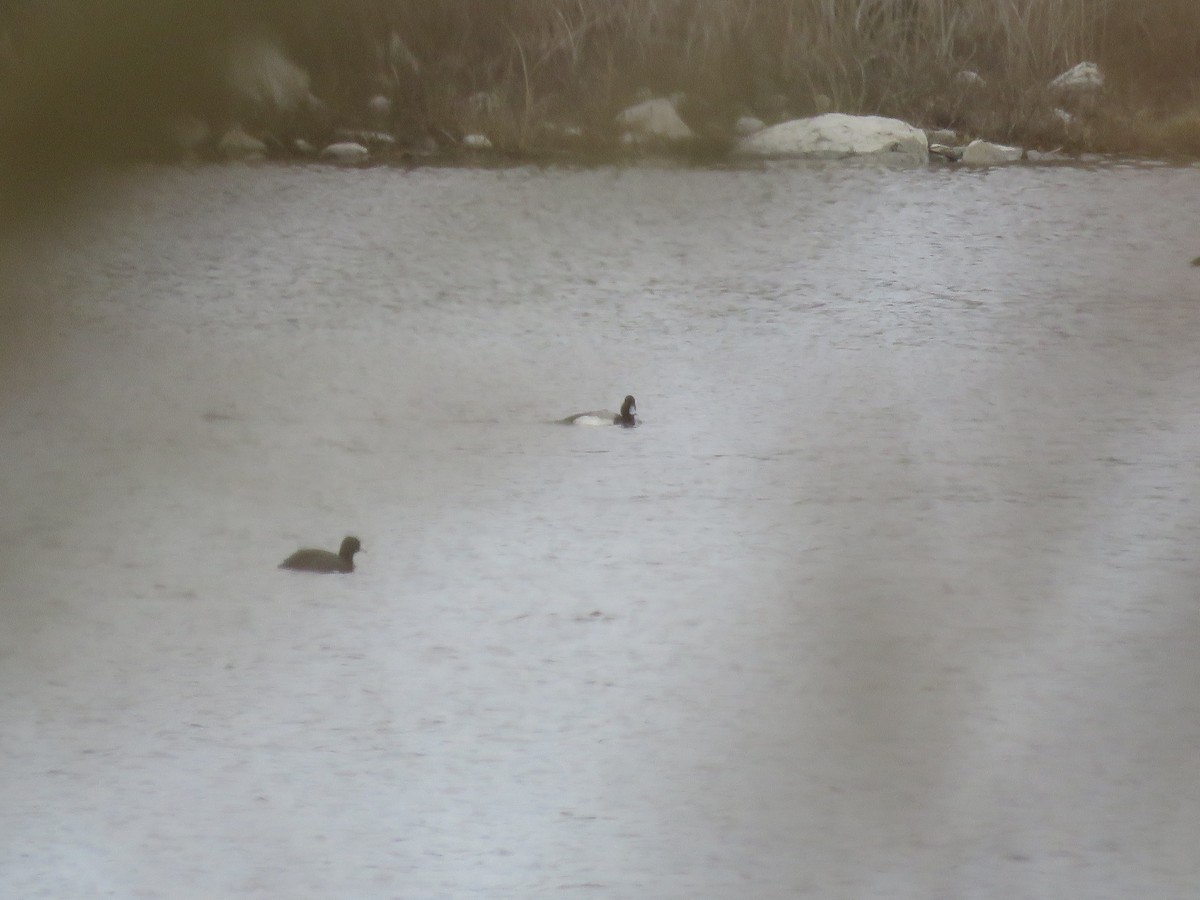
3, 161, 1200, 898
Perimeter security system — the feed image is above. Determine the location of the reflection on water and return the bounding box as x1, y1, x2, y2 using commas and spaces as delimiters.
2, 162, 1199, 897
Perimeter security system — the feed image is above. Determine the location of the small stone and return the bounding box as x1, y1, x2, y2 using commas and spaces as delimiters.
615, 97, 695, 142
961, 139, 1023, 166
319, 141, 369, 163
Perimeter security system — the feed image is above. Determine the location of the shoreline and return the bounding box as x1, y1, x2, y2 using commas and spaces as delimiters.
156, 118, 1200, 170
4, 1, 1200, 213
158, 148, 1200, 170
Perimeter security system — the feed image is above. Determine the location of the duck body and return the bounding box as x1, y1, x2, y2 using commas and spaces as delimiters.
279, 536, 363, 573
561, 395, 638, 427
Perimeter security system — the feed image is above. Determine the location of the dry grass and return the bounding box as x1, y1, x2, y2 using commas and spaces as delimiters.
275, 0, 1200, 152
3, 0, 1199, 155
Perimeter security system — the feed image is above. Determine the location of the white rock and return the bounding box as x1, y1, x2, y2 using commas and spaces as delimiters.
1026, 149, 1070, 162
615, 97, 695, 142
926, 128, 957, 145
319, 141, 369, 163
956, 70, 987, 87
1050, 62, 1103, 93
226, 37, 310, 113
462, 133, 493, 150
218, 125, 267, 160
734, 113, 928, 165
960, 139, 1023, 166
292, 138, 316, 156
735, 115, 765, 136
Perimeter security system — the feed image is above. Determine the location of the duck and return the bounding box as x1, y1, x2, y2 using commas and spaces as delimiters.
561, 395, 638, 427
279, 536, 363, 573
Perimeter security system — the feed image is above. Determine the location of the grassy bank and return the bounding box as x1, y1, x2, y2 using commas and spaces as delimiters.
3, 0, 1200, 162
261, 0, 1200, 156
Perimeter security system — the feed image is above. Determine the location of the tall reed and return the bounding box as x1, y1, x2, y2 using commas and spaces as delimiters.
3, 0, 1198, 152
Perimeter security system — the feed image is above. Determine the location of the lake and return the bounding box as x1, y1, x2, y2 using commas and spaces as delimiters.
2, 160, 1199, 898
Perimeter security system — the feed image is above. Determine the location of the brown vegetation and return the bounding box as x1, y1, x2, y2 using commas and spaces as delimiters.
2, 0, 1200, 160
257, 0, 1200, 154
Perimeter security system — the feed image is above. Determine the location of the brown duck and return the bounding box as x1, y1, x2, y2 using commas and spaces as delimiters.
279, 536, 363, 573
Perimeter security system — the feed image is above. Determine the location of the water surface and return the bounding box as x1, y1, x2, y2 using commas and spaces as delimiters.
2, 161, 1199, 898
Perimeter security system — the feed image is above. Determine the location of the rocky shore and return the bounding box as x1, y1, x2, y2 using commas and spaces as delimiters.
4, 1, 1200, 195
171, 38, 1192, 169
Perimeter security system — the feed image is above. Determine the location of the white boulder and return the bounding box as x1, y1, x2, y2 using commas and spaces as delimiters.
960, 139, 1023, 166
734, 113, 928, 165
616, 97, 695, 142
